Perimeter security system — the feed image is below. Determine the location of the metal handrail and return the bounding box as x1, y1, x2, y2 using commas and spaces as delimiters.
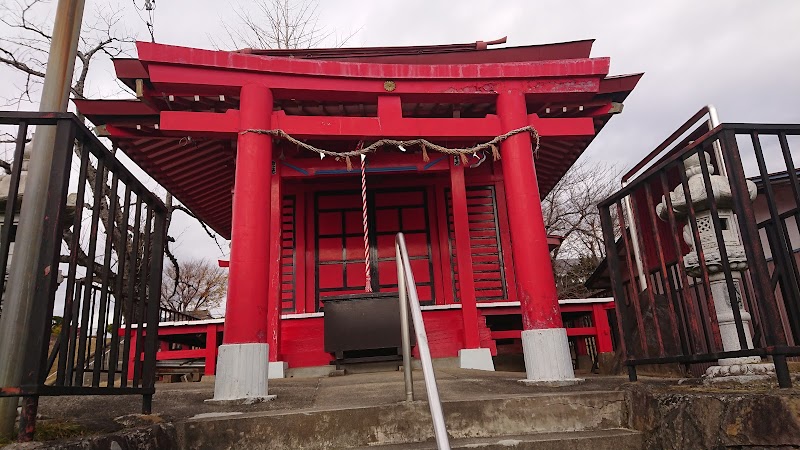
620, 105, 723, 291
621, 105, 722, 184
395, 233, 450, 450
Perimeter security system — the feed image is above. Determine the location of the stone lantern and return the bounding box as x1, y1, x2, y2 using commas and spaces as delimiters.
0, 139, 74, 303
656, 151, 773, 378
0, 144, 32, 302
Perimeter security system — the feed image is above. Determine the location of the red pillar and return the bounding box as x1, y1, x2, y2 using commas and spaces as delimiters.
267, 164, 283, 361
224, 83, 273, 345
205, 324, 218, 376
576, 338, 588, 356
449, 158, 480, 349
593, 304, 614, 353
126, 333, 136, 382
497, 90, 563, 331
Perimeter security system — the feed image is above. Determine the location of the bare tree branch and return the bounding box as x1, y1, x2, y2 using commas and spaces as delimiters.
0, 0, 137, 106
0, 46, 46, 78
61, 230, 113, 285
1, 1, 155, 312
161, 258, 227, 314
164, 236, 180, 300
543, 159, 620, 298
171, 204, 224, 253
213, 0, 359, 50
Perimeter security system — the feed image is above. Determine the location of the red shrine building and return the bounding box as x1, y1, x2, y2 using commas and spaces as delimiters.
75, 38, 640, 401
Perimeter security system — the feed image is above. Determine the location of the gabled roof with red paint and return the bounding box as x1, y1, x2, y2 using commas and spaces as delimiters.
234, 38, 596, 64
74, 39, 642, 239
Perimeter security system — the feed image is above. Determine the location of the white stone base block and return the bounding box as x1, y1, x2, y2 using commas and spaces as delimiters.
268, 361, 288, 379
520, 328, 583, 385
719, 355, 762, 366
708, 274, 760, 366
703, 362, 775, 385
208, 343, 275, 403
458, 348, 495, 371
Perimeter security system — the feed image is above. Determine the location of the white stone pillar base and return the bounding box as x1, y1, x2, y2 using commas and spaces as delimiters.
519, 328, 584, 386
268, 361, 288, 379
719, 355, 762, 366
207, 343, 276, 404
707, 274, 760, 366
458, 348, 495, 371
704, 362, 775, 384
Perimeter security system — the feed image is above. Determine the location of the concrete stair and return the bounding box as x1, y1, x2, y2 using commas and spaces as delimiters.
177, 390, 641, 450
361, 429, 642, 449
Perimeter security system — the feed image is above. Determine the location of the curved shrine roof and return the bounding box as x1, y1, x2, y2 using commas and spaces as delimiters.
74, 39, 641, 239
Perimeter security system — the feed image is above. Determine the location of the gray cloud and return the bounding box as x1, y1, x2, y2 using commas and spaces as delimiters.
1, 0, 799, 266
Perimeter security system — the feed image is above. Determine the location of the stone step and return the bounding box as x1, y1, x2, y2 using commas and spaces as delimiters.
358, 429, 643, 450
177, 390, 629, 449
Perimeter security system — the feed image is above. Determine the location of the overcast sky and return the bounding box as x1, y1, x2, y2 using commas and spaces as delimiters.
2, 0, 799, 266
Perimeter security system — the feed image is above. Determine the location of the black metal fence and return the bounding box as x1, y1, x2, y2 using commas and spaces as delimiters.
159, 306, 202, 323
599, 121, 800, 387
0, 112, 167, 441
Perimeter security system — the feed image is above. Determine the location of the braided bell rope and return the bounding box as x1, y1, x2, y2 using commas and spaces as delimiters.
358, 142, 373, 293
240, 125, 540, 168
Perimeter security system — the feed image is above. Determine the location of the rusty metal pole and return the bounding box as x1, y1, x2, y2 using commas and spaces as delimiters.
0, 0, 85, 439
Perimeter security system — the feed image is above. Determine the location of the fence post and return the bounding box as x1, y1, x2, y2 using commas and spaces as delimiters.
0, 0, 86, 438
141, 208, 167, 413
17, 119, 77, 441
0, 121, 28, 298
720, 129, 787, 347
598, 204, 629, 364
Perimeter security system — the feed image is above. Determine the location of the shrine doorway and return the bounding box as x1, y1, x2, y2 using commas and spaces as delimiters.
314, 187, 436, 311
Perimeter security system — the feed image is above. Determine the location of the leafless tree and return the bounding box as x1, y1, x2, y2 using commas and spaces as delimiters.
542, 159, 620, 298
552, 256, 605, 299
2, 0, 137, 285
161, 258, 226, 314
0, 0, 132, 106
0, 0, 222, 317
1, 0, 358, 312
215, 0, 359, 50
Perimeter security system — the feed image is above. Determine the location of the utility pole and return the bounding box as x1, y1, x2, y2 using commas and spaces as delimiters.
0, 0, 86, 439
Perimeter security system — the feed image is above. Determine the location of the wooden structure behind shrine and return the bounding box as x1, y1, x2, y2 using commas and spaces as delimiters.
75, 38, 640, 394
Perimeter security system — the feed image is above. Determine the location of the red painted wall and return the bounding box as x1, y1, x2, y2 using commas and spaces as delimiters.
277, 309, 497, 368
281, 157, 516, 314
265, 161, 511, 367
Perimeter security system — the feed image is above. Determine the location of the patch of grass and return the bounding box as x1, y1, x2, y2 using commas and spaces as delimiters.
35, 420, 90, 441
0, 421, 90, 445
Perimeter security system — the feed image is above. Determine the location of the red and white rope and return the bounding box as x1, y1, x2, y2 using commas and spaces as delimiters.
359, 144, 373, 293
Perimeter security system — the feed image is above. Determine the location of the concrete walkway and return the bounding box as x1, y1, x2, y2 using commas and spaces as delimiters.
35, 369, 628, 434
12, 367, 800, 449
